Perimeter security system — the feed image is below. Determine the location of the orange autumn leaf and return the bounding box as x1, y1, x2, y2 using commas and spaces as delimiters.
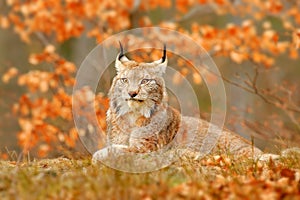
198, 0, 207, 4
172, 71, 184, 85
0, 16, 10, 29
294, 29, 300, 49
1, 153, 8, 160
289, 48, 298, 59
2, 67, 18, 83
176, 0, 190, 13
215, 0, 225, 5
180, 68, 189, 77
266, 0, 283, 14
44, 45, 56, 53
192, 73, 202, 85
38, 144, 51, 157
230, 51, 246, 64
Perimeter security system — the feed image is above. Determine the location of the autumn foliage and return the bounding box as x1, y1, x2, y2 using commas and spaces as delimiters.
1, 0, 300, 157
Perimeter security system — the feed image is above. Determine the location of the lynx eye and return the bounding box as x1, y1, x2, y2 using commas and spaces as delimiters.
119, 78, 128, 84
140, 79, 152, 85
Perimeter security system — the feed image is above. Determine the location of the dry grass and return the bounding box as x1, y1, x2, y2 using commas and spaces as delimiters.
0, 153, 299, 200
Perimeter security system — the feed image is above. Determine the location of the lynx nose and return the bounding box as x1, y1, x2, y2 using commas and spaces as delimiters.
128, 91, 138, 98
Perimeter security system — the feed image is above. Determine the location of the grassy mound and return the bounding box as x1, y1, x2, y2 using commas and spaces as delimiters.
0, 154, 299, 199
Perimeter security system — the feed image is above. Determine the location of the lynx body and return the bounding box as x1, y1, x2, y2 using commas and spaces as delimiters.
103, 45, 262, 158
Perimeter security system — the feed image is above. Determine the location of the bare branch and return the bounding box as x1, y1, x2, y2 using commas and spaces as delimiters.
205, 50, 300, 115
34, 32, 51, 46
131, 0, 142, 13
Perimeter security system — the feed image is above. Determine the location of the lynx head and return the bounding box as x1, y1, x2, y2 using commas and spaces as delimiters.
109, 43, 168, 118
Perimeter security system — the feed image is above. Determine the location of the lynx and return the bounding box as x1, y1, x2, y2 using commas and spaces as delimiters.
92, 43, 264, 162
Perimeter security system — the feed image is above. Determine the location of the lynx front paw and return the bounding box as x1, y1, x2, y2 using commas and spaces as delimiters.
92, 144, 129, 163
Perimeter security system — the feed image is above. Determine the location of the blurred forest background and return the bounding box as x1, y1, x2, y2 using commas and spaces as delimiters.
0, 0, 299, 159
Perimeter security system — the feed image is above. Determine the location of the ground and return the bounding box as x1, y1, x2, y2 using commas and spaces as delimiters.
0, 153, 299, 200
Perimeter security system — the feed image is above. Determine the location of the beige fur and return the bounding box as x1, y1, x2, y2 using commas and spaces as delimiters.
103, 50, 263, 159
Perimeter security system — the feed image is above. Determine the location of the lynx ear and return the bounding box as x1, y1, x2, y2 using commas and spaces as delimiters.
115, 41, 130, 73
152, 44, 167, 75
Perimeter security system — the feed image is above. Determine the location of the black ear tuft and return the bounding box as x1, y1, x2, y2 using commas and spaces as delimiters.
161, 43, 166, 63
118, 41, 124, 60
